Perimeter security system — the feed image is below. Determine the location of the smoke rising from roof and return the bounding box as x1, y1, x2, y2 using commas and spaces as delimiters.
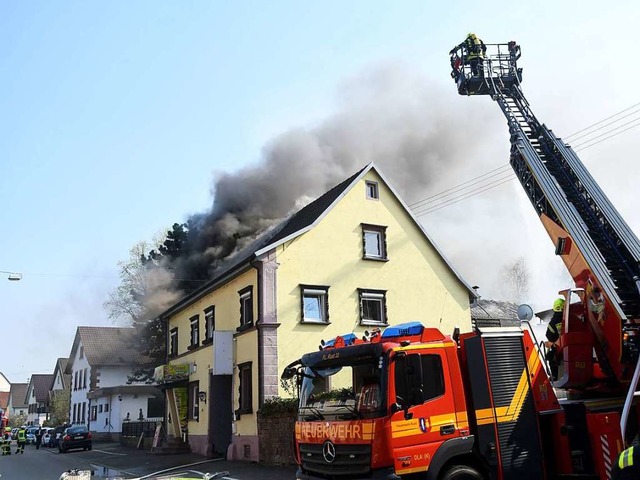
172, 62, 499, 286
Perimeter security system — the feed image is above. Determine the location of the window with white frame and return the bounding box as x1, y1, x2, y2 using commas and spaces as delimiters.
238, 286, 253, 330
300, 285, 330, 324
189, 381, 199, 420
169, 328, 178, 357
365, 180, 379, 200
359, 289, 387, 326
362, 224, 387, 260
204, 306, 215, 343
189, 315, 199, 349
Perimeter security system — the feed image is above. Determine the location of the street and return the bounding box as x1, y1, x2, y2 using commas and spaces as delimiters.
0, 442, 296, 480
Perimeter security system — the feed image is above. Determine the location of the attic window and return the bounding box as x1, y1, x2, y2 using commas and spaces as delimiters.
362, 224, 388, 261
365, 181, 379, 200
79, 346, 84, 360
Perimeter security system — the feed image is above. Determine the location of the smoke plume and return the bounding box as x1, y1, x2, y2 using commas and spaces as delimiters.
172, 62, 500, 289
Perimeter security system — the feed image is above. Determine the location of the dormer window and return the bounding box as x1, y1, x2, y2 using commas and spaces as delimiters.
365, 181, 379, 200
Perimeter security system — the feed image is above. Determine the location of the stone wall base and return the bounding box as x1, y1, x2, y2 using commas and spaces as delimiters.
227, 434, 259, 462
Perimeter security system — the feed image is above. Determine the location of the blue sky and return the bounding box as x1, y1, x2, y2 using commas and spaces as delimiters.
1, 1, 639, 383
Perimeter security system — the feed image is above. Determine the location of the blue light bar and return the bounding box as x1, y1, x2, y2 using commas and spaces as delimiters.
323, 333, 357, 348
341, 333, 357, 345
381, 322, 424, 339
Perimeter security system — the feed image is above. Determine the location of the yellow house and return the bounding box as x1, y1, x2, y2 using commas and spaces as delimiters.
156, 163, 475, 460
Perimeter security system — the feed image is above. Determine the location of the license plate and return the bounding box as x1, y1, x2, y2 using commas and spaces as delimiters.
74, 435, 83, 439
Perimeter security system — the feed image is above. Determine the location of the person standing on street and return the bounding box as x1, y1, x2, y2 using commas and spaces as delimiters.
2, 427, 11, 455
16, 426, 26, 454
35, 427, 43, 450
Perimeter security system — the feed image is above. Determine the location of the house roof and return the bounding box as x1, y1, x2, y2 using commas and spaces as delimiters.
9, 383, 28, 409
29, 374, 54, 403
51, 358, 71, 391
0, 392, 9, 410
471, 299, 521, 328
160, 163, 476, 319
66, 327, 145, 373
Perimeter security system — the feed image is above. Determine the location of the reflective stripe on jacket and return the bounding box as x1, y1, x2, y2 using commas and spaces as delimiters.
619, 447, 635, 469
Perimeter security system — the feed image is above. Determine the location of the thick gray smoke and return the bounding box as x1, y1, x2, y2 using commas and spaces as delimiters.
173, 62, 500, 288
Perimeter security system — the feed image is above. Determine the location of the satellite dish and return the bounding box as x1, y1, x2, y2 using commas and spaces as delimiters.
517, 304, 534, 321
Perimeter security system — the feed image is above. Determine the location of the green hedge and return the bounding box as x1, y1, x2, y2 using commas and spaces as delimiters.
258, 397, 298, 416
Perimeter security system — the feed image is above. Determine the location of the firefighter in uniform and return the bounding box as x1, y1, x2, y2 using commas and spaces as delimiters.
3, 427, 11, 455
0, 429, 8, 456
450, 33, 487, 76
16, 426, 26, 454
613, 445, 640, 479
544, 297, 565, 381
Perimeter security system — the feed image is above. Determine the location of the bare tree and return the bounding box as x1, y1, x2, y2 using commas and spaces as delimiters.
103, 240, 152, 324
499, 257, 530, 303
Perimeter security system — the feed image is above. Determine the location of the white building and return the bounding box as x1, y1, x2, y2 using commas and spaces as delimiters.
65, 326, 162, 440
7, 383, 28, 421
26, 374, 53, 426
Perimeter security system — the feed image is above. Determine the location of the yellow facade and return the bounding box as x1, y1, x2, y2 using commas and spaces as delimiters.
273, 169, 471, 395
160, 164, 473, 461
164, 268, 258, 453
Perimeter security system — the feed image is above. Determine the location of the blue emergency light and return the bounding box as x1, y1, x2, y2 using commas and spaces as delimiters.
323, 333, 357, 348
380, 322, 424, 339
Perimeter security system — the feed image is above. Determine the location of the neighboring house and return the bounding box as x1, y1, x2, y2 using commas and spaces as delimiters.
156, 163, 476, 459
49, 358, 71, 425
0, 372, 10, 392
26, 374, 53, 426
471, 299, 520, 328
0, 392, 9, 424
7, 383, 28, 421
65, 326, 163, 441
0, 373, 11, 425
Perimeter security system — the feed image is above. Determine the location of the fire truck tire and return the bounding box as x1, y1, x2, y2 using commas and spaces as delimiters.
440, 465, 483, 480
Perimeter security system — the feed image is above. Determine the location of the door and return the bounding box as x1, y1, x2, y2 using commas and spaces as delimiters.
209, 374, 233, 457
389, 350, 459, 476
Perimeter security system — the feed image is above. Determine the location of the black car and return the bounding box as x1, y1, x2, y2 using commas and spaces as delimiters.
58, 426, 92, 453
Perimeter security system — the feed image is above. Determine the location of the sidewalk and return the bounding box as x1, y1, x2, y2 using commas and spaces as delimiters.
88, 441, 297, 479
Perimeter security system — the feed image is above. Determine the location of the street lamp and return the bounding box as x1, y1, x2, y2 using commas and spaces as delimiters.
1, 271, 22, 281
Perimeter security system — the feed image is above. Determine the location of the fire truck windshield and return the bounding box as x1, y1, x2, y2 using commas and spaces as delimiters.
298, 359, 385, 421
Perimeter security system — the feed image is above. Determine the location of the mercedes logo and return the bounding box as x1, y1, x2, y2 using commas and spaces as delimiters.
322, 440, 336, 463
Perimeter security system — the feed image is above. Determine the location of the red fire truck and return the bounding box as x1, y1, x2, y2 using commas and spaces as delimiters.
282, 41, 640, 479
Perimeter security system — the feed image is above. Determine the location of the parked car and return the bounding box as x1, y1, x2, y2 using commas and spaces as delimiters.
25, 426, 40, 444
10, 428, 18, 439
58, 426, 92, 453
41, 427, 55, 447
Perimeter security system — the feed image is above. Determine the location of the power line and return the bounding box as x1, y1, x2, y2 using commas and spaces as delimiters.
411, 102, 639, 217
564, 101, 640, 140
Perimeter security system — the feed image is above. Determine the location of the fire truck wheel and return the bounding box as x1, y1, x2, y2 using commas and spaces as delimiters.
440, 465, 483, 480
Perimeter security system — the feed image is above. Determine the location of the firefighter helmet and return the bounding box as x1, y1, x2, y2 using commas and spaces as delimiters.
553, 298, 565, 312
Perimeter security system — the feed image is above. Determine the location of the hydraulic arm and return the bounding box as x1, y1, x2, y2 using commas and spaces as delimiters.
450, 42, 640, 394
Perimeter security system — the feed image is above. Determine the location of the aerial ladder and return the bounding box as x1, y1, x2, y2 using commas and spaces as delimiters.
450, 40, 640, 442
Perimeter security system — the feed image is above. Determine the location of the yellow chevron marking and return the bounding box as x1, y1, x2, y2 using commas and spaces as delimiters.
475, 347, 542, 426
